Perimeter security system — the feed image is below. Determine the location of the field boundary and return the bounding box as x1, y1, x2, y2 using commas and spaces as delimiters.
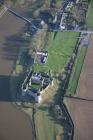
61, 102, 74, 140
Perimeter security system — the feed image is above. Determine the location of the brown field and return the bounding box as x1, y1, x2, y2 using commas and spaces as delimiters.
65, 35, 93, 140
0, 11, 33, 140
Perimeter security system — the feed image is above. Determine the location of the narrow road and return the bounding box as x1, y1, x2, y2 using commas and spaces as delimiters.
0, 10, 33, 140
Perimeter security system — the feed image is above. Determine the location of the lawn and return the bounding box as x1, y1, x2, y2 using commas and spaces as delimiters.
34, 32, 79, 74
35, 106, 64, 140
68, 46, 87, 95
86, 0, 93, 28
31, 83, 41, 90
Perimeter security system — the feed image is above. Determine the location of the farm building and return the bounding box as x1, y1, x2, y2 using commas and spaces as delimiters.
35, 51, 48, 64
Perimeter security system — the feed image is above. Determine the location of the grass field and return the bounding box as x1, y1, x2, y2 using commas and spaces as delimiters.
34, 32, 78, 74
35, 106, 64, 140
68, 46, 87, 95
86, 0, 93, 28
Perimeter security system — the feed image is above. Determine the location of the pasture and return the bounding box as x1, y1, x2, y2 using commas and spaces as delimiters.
34, 31, 78, 75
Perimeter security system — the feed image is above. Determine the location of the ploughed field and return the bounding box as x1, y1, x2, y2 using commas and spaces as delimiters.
0, 11, 33, 140
65, 35, 93, 140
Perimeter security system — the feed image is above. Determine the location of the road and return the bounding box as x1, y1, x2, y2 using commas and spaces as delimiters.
0, 10, 33, 140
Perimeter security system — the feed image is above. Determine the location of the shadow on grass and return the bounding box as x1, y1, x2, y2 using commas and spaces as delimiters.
2, 27, 33, 65
0, 75, 11, 102
0, 73, 27, 102
10, 74, 23, 101
3, 34, 28, 56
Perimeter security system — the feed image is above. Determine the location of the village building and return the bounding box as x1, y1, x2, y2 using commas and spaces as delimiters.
59, 1, 75, 30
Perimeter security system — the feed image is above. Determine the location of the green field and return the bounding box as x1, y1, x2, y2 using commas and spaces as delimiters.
34, 32, 78, 74
68, 46, 87, 95
35, 106, 64, 140
86, 0, 93, 28
30, 83, 41, 90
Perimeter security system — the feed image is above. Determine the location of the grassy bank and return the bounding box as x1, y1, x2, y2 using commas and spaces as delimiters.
68, 46, 87, 95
